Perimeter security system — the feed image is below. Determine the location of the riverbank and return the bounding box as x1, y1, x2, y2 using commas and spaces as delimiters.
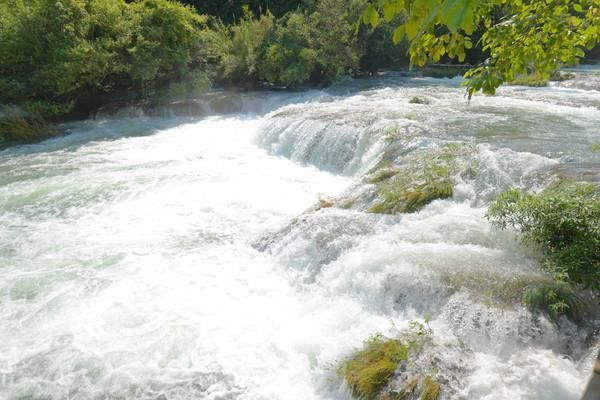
5, 64, 599, 151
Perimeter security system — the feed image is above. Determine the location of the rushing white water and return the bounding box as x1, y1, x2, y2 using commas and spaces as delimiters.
0, 72, 599, 400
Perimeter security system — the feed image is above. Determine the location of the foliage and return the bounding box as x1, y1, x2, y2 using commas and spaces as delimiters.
259, 12, 317, 85
487, 181, 600, 291
361, 18, 411, 72
0, 0, 213, 118
360, 0, 600, 98
217, 9, 275, 84
522, 282, 590, 324
175, 0, 306, 23
259, 0, 368, 86
308, 0, 369, 80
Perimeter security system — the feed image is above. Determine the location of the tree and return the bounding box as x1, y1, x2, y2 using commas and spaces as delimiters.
258, 0, 368, 86
0, 0, 213, 118
360, 0, 600, 98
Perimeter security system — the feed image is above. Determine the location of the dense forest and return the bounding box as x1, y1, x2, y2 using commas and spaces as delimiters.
1, 0, 597, 127
0, 0, 411, 124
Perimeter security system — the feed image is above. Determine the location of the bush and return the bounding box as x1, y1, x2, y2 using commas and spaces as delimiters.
360, 18, 410, 73
307, 0, 367, 81
522, 282, 591, 324
257, 0, 367, 86
487, 181, 600, 291
217, 8, 274, 84
259, 12, 317, 85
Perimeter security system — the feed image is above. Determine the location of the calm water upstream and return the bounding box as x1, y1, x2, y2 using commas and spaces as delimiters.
0, 72, 599, 399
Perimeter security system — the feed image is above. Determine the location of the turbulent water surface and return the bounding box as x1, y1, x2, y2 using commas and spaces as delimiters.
1, 71, 599, 400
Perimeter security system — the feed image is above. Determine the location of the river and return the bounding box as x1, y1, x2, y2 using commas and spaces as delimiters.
0, 72, 598, 400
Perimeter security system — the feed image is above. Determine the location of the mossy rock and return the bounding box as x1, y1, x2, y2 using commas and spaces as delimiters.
368, 168, 401, 184
420, 66, 470, 79
368, 144, 467, 214
370, 177, 453, 214
409, 96, 431, 105
344, 335, 410, 399
0, 105, 56, 146
342, 323, 440, 400
509, 73, 548, 87
549, 71, 575, 82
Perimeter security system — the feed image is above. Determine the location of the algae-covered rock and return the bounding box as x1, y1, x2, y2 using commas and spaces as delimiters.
367, 143, 475, 215
341, 322, 443, 400
0, 105, 56, 146
509, 73, 548, 87
343, 334, 410, 399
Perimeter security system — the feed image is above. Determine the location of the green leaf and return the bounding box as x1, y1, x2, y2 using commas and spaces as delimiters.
392, 25, 405, 44
405, 18, 420, 40
440, 0, 475, 33
363, 4, 379, 27
383, 0, 404, 22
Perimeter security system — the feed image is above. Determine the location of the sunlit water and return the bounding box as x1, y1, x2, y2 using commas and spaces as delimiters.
0, 72, 599, 400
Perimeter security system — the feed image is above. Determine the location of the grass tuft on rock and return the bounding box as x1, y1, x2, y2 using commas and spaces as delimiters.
343, 334, 410, 399
420, 376, 441, 400
368, 145, 465, 214
341, 322, 436, 400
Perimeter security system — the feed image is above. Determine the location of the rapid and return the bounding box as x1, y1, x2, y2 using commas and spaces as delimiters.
0, 71, 599, 400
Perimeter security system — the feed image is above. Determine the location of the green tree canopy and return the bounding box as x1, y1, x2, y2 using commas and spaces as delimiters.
361, 0, 600, 97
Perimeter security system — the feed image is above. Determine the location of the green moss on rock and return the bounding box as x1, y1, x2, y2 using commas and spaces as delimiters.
0, 105, 55, 146
369, 161, 453, 214
368, 168, 400, 184
341, 322, 440, 400
420, 66, 470, 79
509, 73, 548, 87
344, 334, 410, 399
367, 142, 475, 215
